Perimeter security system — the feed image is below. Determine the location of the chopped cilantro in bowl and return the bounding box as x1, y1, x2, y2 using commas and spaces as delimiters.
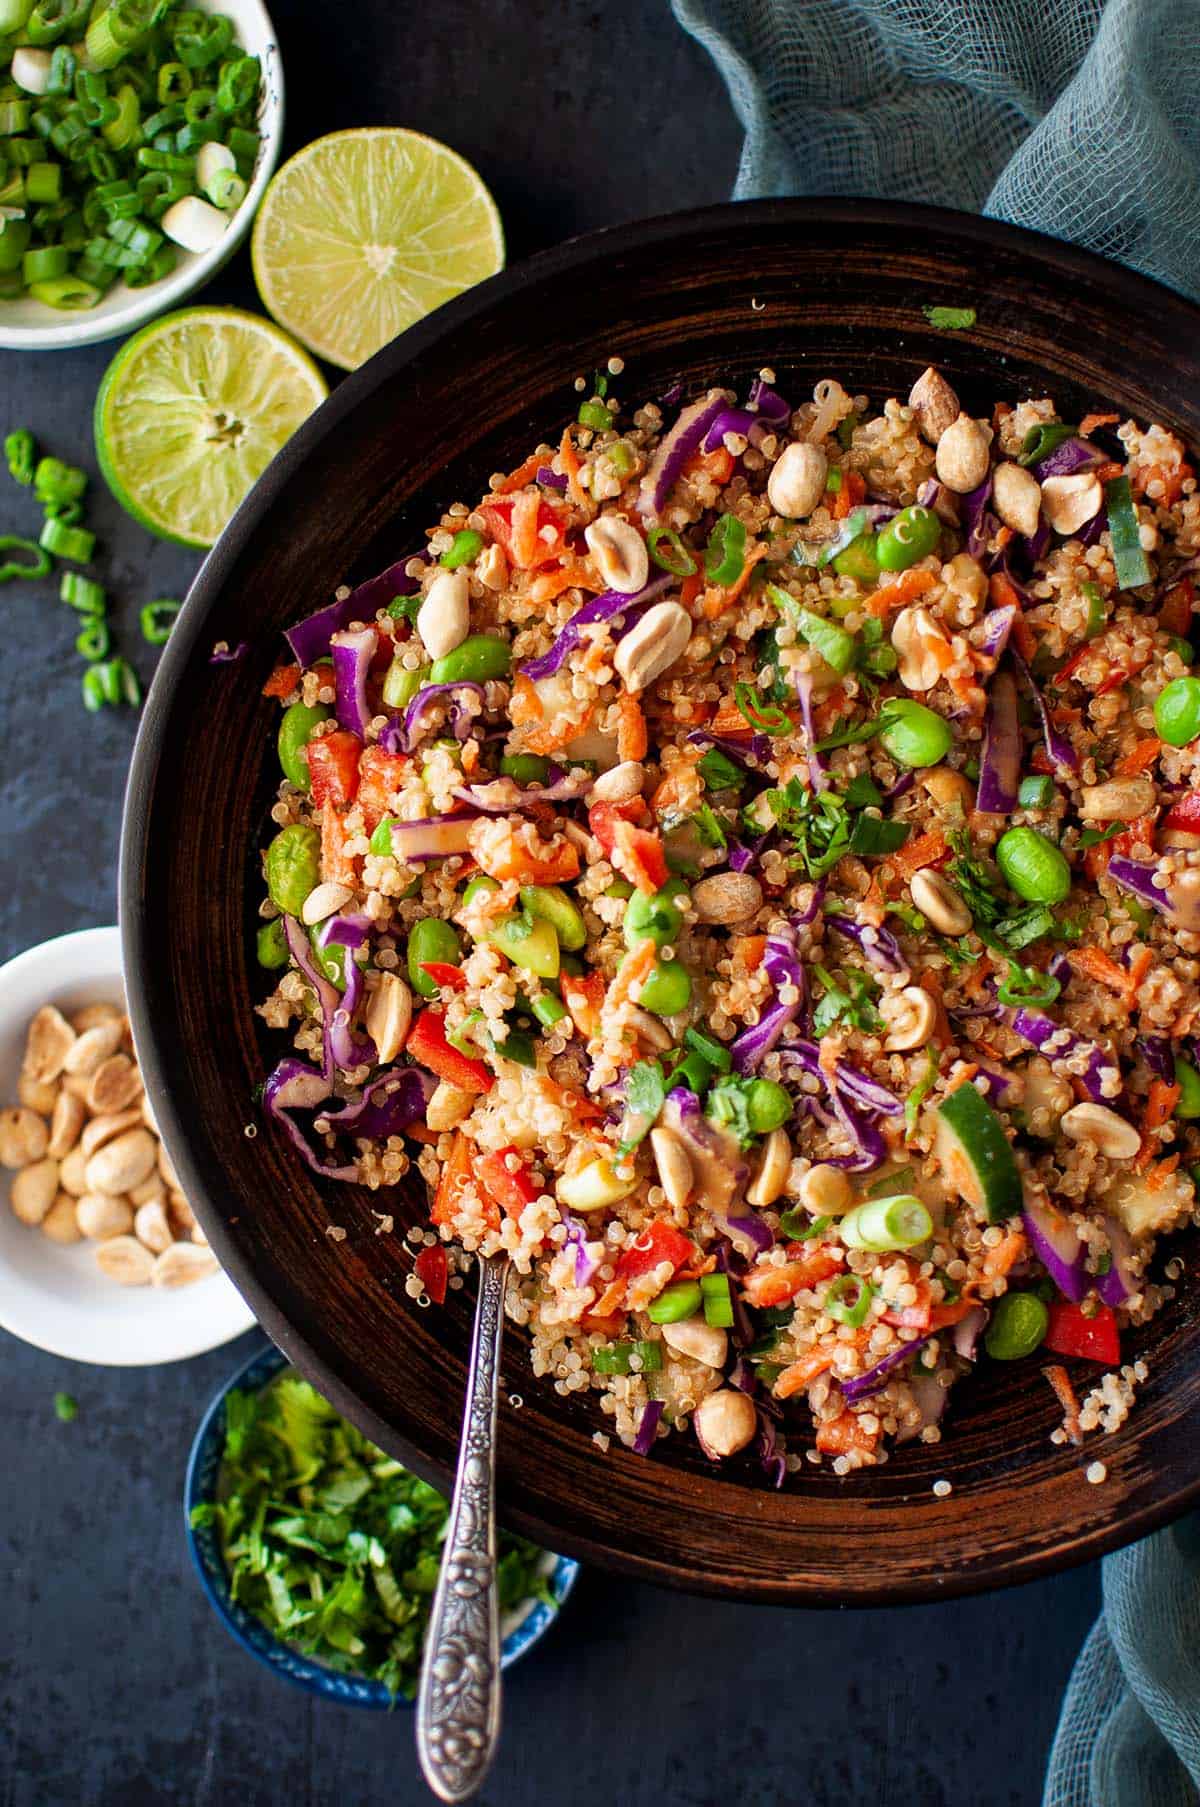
184, 1345, 577, 1706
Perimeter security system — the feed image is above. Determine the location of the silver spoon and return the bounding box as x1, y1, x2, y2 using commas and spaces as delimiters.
417, 1251, 510, 1802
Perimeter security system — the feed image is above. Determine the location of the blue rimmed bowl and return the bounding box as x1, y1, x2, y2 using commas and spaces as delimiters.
184, 1341, 579, 1706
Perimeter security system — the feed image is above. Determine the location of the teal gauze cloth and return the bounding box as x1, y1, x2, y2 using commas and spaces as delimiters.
670, 2, 1200, 1801
671, 0, 1200, 301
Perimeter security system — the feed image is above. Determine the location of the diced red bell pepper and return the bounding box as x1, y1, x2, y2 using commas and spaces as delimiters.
1164, 792, 1200, 835
479, 497, 568, 570
1043, 1300, 1120, 1365
263, 662, 300, 698
742, 1249, 843, 1308
307, 729, 362, 809
413, 1244, 448, 1305
420, 961, 468, 991
615, 1219, 695, 1284
431, 1132, 491, 1226
476, 1145, 541, 1219
355, 743, 410, 831
320, 801, 360, 889
407, 1009, 494, 1094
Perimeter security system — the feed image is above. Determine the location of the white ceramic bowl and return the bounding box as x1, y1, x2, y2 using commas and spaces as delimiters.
0, 926, 256, 1363
0, 0, 283, 353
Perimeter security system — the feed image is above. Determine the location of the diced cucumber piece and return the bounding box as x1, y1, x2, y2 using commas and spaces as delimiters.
934, 1083, 1023, 1223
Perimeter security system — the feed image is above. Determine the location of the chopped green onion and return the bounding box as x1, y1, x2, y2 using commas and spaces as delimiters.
839, 1194, 933, 1253
208, 165, 244, 210
778, 1209, 831, 1241
1105, 476, 1152, 590
27, 274, 100, 307
904, 1051, 940, 1135
0, 532, 51, 581
577, 399, 612, 432
646, 1280, 703, 1324
1018, 422, 1077, 468
75, 615, 109, 661
53, 1390, 77, 1422
923, 303, 976, 330
733, 680, 790, 736
39, 513, 94, 560
699, 1271, 735, 1328
530, 991, 568, 1029
867, 1165, 914, 1198
140, 597, 180, 643
647, 525, 696, 577
81, 655, 138, 710
60, 569, 105, 614
683, 1026, 731, 1073
1017, 774, 1055, 809
4, 428, 35, 485
703, 513, 746, 586
33, 453, 86, 504
824, 1273, 876, 1327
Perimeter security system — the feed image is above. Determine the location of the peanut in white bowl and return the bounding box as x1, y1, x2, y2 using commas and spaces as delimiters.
0, 926, 256, 1363
0, 0, 283, 353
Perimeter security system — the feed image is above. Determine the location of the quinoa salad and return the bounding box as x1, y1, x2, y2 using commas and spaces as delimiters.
253, 360, 1200, 1482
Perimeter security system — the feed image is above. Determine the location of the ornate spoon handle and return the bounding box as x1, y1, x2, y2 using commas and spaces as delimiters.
417, 1252, 509, 1803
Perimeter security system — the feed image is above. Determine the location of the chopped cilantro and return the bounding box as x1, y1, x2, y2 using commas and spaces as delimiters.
843, 771, 883, 810
761, 779, 852, 878
619, 1060, 667, 1152
949, 830, 1006, 928
848, 813, 910, 858
812, 964, 882, 1036
386, 594, 422, 622
697, 746, 746, 793
904, 1051, 941, 1134
691, 801, 728, 851
815, 716, 884, 752
191, 1371, 553, 1699
1078, 822, 1123, 850
924, 304, 977, 330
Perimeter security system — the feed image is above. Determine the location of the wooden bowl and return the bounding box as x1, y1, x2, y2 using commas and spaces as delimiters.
122, 200, 1200, 1603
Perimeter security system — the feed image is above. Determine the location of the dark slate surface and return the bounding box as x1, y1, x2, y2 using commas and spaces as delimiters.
0, 3, 1098, 1802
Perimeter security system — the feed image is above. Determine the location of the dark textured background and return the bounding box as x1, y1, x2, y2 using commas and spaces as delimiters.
0, 3, 1098, 1801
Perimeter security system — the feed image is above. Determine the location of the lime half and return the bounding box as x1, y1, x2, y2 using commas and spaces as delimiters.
94, 307, 328, 549
250, 127, 504, 372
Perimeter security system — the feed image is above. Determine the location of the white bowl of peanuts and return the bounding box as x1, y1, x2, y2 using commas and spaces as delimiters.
0, 927, 256, 1365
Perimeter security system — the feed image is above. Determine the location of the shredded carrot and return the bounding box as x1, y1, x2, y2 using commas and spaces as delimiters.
559, 427, 584, 503
831, 469, 866, 520
474, 823, 580, 885
815, 1410, 879, 1457
700, 541, 770, 619
508, 671, 544, 726
1159, 578, 1195, 638
1145, 1153, 1181, 1189
863, 566, 936, 617
262, 662, 300, 699
560, 972, 604, 1040
1080, 412, 1119, 436
460, 738, 480, 775
431, 1133, 489, 1228
739, 934, 767, 970
773, 1350, 835, 1399
589, 1279, 626, 1320
528, 560, 605, 606
616, 693, 648, 762
889, 828, 949, 878
1010, 612, 1037, 664
522, 704, 595, 756
319, 802, 358, 889
1132, 460, 1192, 506
995, 524, 1013, 550
1135, 1079, 1181, 1171
706, 700, 756, 739
1094, 459, 1125, 484
684, 445, 735, 485
1068, 945, 1146, 1006
679, 569, 704, 611
1116, 737, 1162, 777
604, 937, 656, 1014
1044, 1364, 1082, 1446
982, 1228, 1027, 1279
510, 490, 541, 568
942, 1062, 979, 1097
494, 451, 548, 494
917, 972, 953, 1046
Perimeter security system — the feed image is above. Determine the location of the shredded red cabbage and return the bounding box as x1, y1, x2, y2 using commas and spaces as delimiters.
977, 669, 1021, 813
452, 770, 593, 814
686, 726, 773, 770
660, 1088, 746, 1210
637, 389, 730, 519
1033, 437, 1104, 480
953, 1305, 988, 1360
793, 667, 826, 791
322, 1067, 435, 1139
730, 931, 807, 1071
1007, 1006, 1119, 1103
286, 559, 418, 666
1022, 1194, 1088, 1302
963, 474, 996, 559
209, 641, 248, 664
1096, 1215, 1137, 1308
1137, 1034, 1175, 1079
632, 1399, 664, 1455
1107, 855, 1170, 916
535, 465, 568, 491
825, 913, 906, 973
746, 377, 790, 423
398, 680, 485, 750
841, 1336, 931, 1402
560, 1211, 602, 1287
976, 604, 1017, 667
263, 1057, 359, 1181
703, 406, 756, 452
1012, 650, 1078, 772
520, 575, 672, 682
790, 879, 827, 928
330, 626, 377, 738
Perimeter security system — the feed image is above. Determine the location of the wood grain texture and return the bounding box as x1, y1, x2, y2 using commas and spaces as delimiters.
121, 199, 1200, 1604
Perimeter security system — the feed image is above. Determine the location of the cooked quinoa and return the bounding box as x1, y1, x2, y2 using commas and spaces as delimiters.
254, 364, 1200, 1482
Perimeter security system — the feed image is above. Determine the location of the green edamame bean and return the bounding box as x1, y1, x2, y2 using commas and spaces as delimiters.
382, 657, 430, 710
428, 633, 512, 686
463, 873, 500, 906
875, 505, 940, 573
369, 816, 396, 856
500, 753, 551, 786
441, 529, 484, 569
878, 699, 954, 769
265, 823, 321, 917
1154, 675, 1200, 747
489, 913, 560, 978
1174, 1057, 1200, 1119
832, 533, 880, 584
256, 918, 289, 969
531, 991, 569, 1028
747, 1078, 791, 1134
408, 917, 462, 996
310, 923, 346, 987
995, 825, 1072, 905
983, 1290, 1049, 1361
520, 884, 587, 951
638, 956, 692, 1016
623, 878, 688, 950
277, 700, 333, 790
